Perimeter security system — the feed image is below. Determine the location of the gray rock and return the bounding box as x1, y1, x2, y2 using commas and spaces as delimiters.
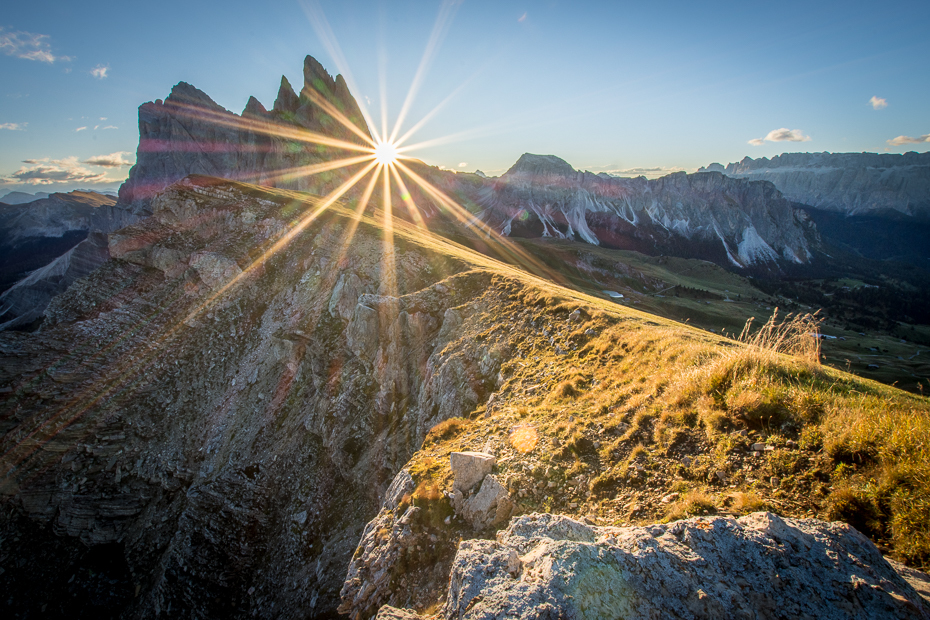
450, 451, 496, 493
440, 512, 930, 619
456, 474, 513, 530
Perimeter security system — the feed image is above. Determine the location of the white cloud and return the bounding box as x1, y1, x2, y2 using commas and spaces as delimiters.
75, 126, 87, 132
3, 157, 117, 186
869, 96, 887, 110
887, 134, 930, 147
518, 12, 527, 22
748, 128, 811, 145
102, 125, 118, 130
90, 64, 109, 79
0, 28, 70, 63
82, 151, 134, 168
458, 162, 468, 168
0, 122, 26, 131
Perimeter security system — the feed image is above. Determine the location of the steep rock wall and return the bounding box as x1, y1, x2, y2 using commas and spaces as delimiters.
0, 177, 520, 618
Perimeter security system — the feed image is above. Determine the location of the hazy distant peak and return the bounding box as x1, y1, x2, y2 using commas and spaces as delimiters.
0, 191, 51, 205
504, 153, 577, 178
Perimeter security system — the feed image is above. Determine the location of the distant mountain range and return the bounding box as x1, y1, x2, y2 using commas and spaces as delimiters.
457, 153, 814, 270
700, 152, 930, 219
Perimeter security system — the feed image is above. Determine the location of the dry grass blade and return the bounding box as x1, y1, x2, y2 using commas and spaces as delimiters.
737, 308, 822, 366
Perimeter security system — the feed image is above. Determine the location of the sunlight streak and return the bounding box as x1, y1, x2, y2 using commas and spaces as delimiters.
300, 0, 382, 143
393, 160, 569, 284
387, 0, 460, 145
167, 101, 374, 153
388, 163, 427, 229
184, 160, 379, 325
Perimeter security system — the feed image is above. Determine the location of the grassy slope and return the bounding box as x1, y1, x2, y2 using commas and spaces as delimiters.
178, 178, 930, 568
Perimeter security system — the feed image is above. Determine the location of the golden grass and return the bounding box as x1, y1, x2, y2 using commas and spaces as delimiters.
664, 490, 717, 522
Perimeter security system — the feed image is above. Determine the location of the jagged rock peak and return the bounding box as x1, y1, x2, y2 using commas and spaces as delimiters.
242, 95, 268, 118
504, 153, 577, 178
164, 81, 226, 113
273, 75, 299, 113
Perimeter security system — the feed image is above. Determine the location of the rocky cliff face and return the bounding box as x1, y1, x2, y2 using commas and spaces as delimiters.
469, 154, 815, 269
700, 151, 930, 219
118, 56, 371, 212
0, 177, 523, 618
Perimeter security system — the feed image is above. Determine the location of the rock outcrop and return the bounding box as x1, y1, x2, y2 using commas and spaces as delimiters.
701, 151, 930, 219
411, 512, 929, 619
118, 55, 371, 211
469, 153, 815, 269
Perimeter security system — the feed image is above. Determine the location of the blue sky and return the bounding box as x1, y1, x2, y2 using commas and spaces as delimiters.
1, 0, 928, 193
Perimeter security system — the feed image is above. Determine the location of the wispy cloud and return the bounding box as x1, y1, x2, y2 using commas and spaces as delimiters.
4, 157, 118, 186
90, 64, 109, 79
748, 128, 811, 146
518, 12, 527, 22
75, 126, 87, 132
0, 122, 26, 131
0, 27, 70, 63
458, 162, 468, 168
887, 133, 930, 147
869, 96, 887, 110
102, 125, 118, 130
82, 151, 134, 168
588, 165, 691, 179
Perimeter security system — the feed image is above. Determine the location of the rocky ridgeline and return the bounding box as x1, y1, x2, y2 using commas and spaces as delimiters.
701, 151, 930, 219
118, 55, 370, 212
377, 511, 929, 619
467, 153, 816, 269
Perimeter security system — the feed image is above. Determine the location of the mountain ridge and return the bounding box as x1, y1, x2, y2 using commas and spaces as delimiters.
700, 151, 930, 219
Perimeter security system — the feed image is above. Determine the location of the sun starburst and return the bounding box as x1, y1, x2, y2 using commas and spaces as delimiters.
373, 141, 399, 166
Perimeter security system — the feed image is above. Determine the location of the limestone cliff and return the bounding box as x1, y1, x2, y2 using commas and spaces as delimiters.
470, 153, 815, 269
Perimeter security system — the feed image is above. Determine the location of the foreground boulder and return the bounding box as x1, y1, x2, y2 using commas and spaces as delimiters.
419, 512, 929, 619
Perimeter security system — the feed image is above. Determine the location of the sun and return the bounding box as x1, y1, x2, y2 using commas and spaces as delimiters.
373, 141, 399, 166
